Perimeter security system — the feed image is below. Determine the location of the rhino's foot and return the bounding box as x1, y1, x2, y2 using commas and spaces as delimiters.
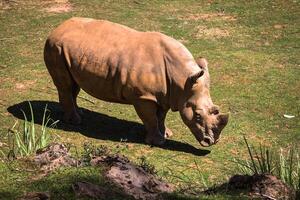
145, 132, 166, 146
63, 111, 82, 125
164, 127, 173, 138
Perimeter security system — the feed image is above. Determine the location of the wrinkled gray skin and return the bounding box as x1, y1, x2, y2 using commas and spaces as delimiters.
44, 17, 228, 147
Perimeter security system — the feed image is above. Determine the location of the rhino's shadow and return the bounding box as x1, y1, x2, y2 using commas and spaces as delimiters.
7, 101, 210, 156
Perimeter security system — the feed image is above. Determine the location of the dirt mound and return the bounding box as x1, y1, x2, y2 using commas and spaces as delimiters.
34, 143, 77, 173
227, 174, 295, 199
204, 174, 296, 199
91, 155, 174, 200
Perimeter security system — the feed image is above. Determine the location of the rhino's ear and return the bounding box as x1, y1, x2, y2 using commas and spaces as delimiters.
196, 57, 208, 70
189, 70, 204, 83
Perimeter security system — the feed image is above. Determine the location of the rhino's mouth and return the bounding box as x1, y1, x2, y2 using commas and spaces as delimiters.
200, 135, 214, 147
199, 128, 216, 147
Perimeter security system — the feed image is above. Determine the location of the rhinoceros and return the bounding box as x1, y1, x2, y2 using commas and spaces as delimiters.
44, 17, 228, 147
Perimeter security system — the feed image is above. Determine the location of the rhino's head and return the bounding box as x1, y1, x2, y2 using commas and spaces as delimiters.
179, 58, 229, 147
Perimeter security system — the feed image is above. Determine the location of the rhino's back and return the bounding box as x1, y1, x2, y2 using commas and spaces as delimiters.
45, 17, 168, 104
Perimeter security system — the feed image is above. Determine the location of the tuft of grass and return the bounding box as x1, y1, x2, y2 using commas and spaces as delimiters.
138, 155, 157, 175
5, 102, 58, 158
234, 136, 300, 193
80, 142, 110, 166
277, 148, 300, 194
234, 136, 274, 175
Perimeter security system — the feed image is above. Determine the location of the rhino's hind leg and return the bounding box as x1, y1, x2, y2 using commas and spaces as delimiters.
72, 83, 83, 115
133, 101, 165, 146
157, 108, 173, 138
58, 88, 81, 125
44, 44, 81, 125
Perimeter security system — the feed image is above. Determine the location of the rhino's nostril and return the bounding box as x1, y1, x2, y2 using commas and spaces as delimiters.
204, 137, 211, 145
210, 106, 220, 115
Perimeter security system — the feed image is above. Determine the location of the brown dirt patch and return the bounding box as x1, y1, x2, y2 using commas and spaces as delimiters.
274, 24, 287, 29
15, 80, 36, 91
195, 25, 229, 39
43, 0, 72, 13
0, 0, 17, 12
180, 13, 237, 22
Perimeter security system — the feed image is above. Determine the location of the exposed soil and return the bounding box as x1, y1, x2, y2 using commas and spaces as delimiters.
195, 25, 229, 39
0, 0, 17, 11
15, 80, 36, 91
205, 174, 296, 200
92, 155, 174, 200
34, 143, 77, 173
43, 0, 72, 13
180, 13, 237, 21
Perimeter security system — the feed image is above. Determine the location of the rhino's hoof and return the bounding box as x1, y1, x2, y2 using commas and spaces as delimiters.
63, 112, 82, 125
77, 108, 84, 116
145, 134, 166, 146
164, 128, 173, 138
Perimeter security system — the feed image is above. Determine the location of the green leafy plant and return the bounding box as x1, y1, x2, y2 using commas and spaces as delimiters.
6, 102, 58, 158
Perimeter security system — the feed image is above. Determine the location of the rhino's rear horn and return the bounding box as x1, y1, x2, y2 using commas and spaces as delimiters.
189, 70, 204, 83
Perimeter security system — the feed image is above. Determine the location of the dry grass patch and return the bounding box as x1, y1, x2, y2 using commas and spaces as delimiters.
195, 25, 229, 39
43, 0, 72, 13
179, 12, 237, 22
15, 80, 36, 91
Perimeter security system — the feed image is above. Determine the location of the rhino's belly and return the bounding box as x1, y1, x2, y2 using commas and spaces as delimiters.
68, 64, 131, 105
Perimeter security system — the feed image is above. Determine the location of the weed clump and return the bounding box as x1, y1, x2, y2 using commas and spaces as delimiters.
138, 155, 157, 175
1, 102, 58, 159
80, 142, 110, 166
234, 136, 299, 197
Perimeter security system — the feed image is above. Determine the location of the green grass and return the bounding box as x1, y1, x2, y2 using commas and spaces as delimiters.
0, 0, 299, 199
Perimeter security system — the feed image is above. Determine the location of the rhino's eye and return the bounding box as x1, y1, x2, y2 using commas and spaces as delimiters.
194, 110, 203, 121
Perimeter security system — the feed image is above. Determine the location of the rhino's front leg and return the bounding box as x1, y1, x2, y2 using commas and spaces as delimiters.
157, 108, 173, 138
134, 101, 165, 146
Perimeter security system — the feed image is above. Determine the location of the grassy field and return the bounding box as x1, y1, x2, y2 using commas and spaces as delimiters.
0, 0, 299, 199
